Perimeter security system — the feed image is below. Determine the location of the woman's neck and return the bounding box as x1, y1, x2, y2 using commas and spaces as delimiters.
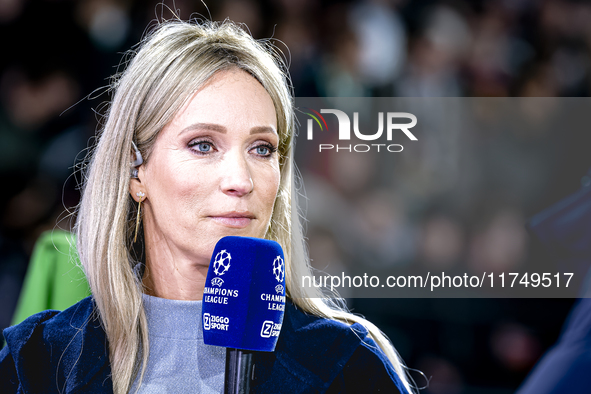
142, 265, 208, 300
141, 241, 210, 301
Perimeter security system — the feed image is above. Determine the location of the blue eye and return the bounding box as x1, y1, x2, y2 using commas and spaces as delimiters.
256, 146, 270, 155
252, 143, 277, 158
189, 140, 215, 154
196, 142, 212, 152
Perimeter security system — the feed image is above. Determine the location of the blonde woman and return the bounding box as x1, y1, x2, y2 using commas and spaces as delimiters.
0, 19, 413, 394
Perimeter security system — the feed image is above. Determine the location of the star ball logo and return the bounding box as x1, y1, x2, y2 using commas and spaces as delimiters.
273, 256, 285, 283
301, 108, 418, 153
213, 249, 231, 276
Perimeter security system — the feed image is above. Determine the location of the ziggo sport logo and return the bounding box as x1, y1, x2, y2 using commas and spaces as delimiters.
302, 108, 417, 153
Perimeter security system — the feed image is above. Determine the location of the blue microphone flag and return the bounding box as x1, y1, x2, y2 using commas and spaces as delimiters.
202, 236, 286, 351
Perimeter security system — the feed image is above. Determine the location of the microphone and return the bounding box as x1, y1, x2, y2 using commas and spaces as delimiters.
202, 236, 286, 394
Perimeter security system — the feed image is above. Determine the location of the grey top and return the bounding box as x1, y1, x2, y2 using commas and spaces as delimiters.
130, 294, 226, 393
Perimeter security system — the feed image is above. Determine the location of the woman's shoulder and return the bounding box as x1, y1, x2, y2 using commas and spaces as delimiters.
3, 296, 98, 356
251, 299, 408, 394
280, 299, 373, 360
1, 296, 112, 394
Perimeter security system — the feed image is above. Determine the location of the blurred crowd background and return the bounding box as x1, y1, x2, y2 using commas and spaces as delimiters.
2, 0, 591, 393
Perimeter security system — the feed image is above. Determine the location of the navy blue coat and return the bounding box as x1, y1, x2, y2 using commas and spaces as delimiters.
517, 298, 591, 394
1, 297, 408, 393
517, 179, 591, 393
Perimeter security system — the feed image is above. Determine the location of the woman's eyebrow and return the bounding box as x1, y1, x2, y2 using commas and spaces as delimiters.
179, 123, 227, 135
250, 126, 277, 135
179, 123, 277, 136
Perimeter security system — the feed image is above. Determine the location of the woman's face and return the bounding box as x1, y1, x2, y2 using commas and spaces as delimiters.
133, 68, 280, 267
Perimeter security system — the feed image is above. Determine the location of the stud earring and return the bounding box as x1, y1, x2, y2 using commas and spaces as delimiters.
134, 191, 145, 243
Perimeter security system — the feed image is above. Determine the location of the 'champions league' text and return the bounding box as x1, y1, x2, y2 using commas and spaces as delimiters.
203, 286, 239, 304
261, 293, 286, 311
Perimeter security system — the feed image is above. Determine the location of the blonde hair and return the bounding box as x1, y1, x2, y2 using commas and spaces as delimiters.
76, 19, 413, 394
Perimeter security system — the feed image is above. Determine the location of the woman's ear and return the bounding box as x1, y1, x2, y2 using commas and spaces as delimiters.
129, 142, 146, 203
129, 169, 145, 203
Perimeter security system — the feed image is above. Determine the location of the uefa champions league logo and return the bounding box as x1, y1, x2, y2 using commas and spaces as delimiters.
213, 250, 232, 275
273, 256, 285, 283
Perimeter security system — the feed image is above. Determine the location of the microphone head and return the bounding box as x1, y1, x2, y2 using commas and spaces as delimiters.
202, 236, 286, 351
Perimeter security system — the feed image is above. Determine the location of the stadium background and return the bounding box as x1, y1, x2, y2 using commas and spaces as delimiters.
1, 0, 590, 392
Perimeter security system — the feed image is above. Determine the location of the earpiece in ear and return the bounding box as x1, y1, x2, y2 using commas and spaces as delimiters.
130, 141, 144, 178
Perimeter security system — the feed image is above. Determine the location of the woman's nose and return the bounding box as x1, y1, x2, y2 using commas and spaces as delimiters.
220, 152, 254, 197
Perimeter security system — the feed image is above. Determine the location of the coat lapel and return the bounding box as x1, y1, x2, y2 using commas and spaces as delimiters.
4, 297, 113, 393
